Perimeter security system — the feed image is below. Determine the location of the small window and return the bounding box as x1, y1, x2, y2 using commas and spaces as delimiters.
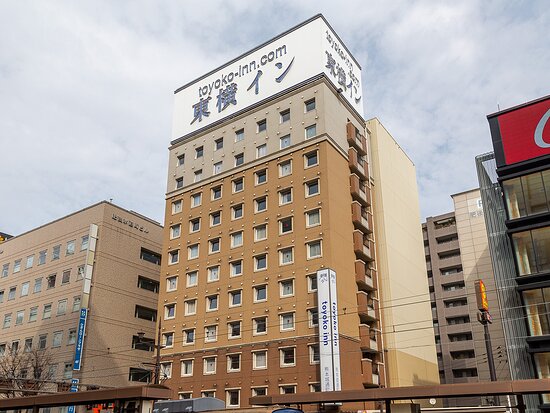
253, 317, 267, 335
227, 354, 241, 371
206, 295, 219, 311
29, 307, 38, 322
204, 356, 217, 373
235, 153, 244, 166
3, 313, 12, 328
26, 254, 34, 269
162, 333, 174, 348
72, 297, 81, 312
252, 387, 267, 397
254, 285, 267, 302
305, 124, 317, 139
47, 274, 56, 289
253, 350, 267, 369
205, 325, 218, 341
228, 321, 241, 338
213, 161, 223, 175
255, 169, 267, 184
304, 151, 318, 167
280, 385, 296, 395
13, 259, 21, 273
307, 240, 322, 259
186, 271, 198, 287
20, 282, 29, 297
254, 254, 267, 271
16, 310, 24, 325
235, 129, 244, 142
305, 179, 320, 196
170, 224, 181, 239
202, 390, 215, 398
308, 309, 319, 327
1, 263, 8, 277
43, 304, 52, 319
181, 360, 194, 376
279, 188, 292, 205
183, 328, 195, 344
255, 196, 267, 212
165, 303, 176, 319
254, 224, 268, 241
209, 238, 221, 253
77, 265, 85, 280
172, 200, 183, 214
81, 236, 89, 251
38, 250, 47, 265
280, 109, 290, 123
190, 217, 201, 233
57, 299, 67, 315
305, 98, 316, 112
232, 204, 243, 219
177, 154, 185, 166
307, 274, 318, 292
229, 290, 242, 307
191, 193, 202, 207
188, 244, 199, 260
257, 119, 267, 133
140, 248, 161, 265
8, 286, 16, 300
279, 248, 294, 266
194, 169, 203, 182
233, 177, 244, 192
184, 299, 197, 315
66, 240, 75, 256
195, 146, 204, 158
210, 211, 221, 226
280, 312, 295, 331
175, 177, 184, 189
61, 270, 70, 284
231, 231, 243, 248
166, 276, 178, 292
214, 137, 223, 150
211, 185, 222, 200
230, 260, 243, 277
52, 331, 63, 348
306, 209, 321, 227
207, 266, 220, 282
226, 389, 240, 408
257, 144, 267, 158
280, 134, 291, 149
280, 279, 294, 296
168, 250, 179, 265
280, 347, 295, 366
279, 217, 293, 234
279, 160, 292, 177
138, 275, 161, 293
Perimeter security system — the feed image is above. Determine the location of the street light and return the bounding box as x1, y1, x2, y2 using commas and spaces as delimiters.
137, 321, 163, 385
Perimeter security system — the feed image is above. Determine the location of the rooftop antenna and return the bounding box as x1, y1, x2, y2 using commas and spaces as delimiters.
497, 102, 501, 111
109, 198, 113, 203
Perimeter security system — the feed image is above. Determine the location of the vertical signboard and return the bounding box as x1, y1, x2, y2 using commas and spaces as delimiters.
67, 378, 79, 413
73, 308, 88, 370
317, 268, 341, 391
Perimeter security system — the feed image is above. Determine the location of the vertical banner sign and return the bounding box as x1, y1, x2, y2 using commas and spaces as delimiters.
317, 268, 342, 392
67, 378, 79, 413
73, 308, 88, 370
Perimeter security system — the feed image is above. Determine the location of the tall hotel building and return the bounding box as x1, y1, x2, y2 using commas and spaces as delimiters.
477, 95, 550, 412
158, 15, 438, 406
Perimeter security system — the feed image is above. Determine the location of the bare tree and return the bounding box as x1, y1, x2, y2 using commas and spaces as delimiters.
0, 344, 54, 398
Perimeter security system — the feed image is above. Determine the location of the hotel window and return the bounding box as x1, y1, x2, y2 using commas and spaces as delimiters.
254, 224, 268, 241
226, 390, 240, 408
235, 129, 244, 142
257, 119, 267, 133
503, 170, 550, 219
188, 244, 199, 260
257, 144, 267, 158
179, 392, 192, 400
305, 179, 320, 196
252, 387, 267, 397
305, 98, 316, 112
8, 286, 16, 300
279, 188, 292, 205
72, 297, 81, 312
67, 240, 76, 255
307, 241, 322, 259
279, 217, 293, 234
213, 161, 223, 175
194, 169, 203, 182
280, 312, 295, 331
187, 271, 198, 287
68, 329, 77, 345
280, 385, 296, 395
24, 338, 33, 352
211, 185, 222, 200
207, 265, 220, 282
279, 159, 292, 177
512, 227, 550, 276
523, 288, 550, 336
228, 321, 241, 338
190, 217, 201, 232
21, 282, 29, 297
209, 238, 221, 254
254, 254, 267, 271
231, 231, 243, 248
230, 260, 243, 277
0, 290, 3, 303
255, 196, 267, 212
175, 177, 183, 189
52, 331, 63, 348
26, 254, 34, 269
304, 150, 318, 167
254, 285, 267, 302
183, 328, 195, 344
235, 152, 244, 166
47, 274, 56, 289
170, 224, 181, 240
279, 248, 294, 266
166, 276, 177, 291
253, 317, 267, 335
308, 309, 319, 327
195, 146, 203, 158
162, 332, 174, 348
77, 265, 85, 280
255, 169, 267, 184
229, 290, 242, 307
62, 270, 71, 284
160, 362, 172, 379
232, 204, 243, 220
191, 193, 202, 207
13, 259, 21, 273
210, 211, 221, 226
253, 350, 267, 369
233, 177, 244, 192
172, 199, 182, 214
57, 299, 67, 316
138, 276, 159, 293
38, 334, 47, 350
177, 153, 185, 166
29, 307, 38, 322
279, 279, 294, 296
280, 109, 290, 123
184, 299, 197, 316
206, 295, 219, 311
205, 325, 218, 342
168, 250, 179, 264
3, 314, 11, 329
38, 250, 47, 265
81, 235, 89, 251
214, 137, 223, 150
165, 303, 176, 319
306, 208, 321, 227
181, 359, 194, 377
204, 356, 217, 374
16, 310, 24, 325
280, 347, 295, 366
310, 383, 321, 393
280, 134, 291, 149
305, 124, 317, 139
2, 263, 8, 277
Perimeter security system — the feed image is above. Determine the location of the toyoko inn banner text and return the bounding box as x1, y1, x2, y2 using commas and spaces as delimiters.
172, 15, 363, 140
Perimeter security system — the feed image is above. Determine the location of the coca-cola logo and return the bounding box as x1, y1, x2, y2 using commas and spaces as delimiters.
535, 108, 550, 148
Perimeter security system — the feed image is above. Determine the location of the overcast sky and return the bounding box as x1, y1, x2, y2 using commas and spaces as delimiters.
1, 1, 548, 236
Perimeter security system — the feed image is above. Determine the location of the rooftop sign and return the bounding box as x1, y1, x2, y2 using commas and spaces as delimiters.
172, 15, 363, 140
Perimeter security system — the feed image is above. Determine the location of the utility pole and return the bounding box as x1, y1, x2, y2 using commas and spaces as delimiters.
154, 321, 162, 385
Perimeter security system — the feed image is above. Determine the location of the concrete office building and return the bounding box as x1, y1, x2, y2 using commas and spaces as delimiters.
477, 95, 550, 412
157, 15, 438, 408
423, 189, 510, 407
0, 201, 163, 393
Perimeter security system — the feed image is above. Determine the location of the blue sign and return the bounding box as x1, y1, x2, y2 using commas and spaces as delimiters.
68, 378, 79, 413
73, 308, 88, 371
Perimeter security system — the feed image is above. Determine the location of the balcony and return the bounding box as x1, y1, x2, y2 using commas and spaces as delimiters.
436, 239, 460, 253
347, 122, 367, 155
360, 324, 380, 353
350, 174, 371, 207
355, 260, 375, 291
361, 358, 379, 387
438, 254, 462, 268
348, 147, 368, 179
352, 202, 372, 234
357, 292, 377, 322
353, 230, 375, 262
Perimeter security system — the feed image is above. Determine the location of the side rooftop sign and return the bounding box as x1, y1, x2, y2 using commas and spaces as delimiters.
172, 15, 363, 141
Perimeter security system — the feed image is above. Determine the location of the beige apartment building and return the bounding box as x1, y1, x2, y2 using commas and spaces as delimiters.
0, 201, 163, 393
157, 15, 438, 408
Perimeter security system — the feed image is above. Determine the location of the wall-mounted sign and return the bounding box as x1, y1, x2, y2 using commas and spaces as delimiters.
474, 279, 489, 312
172, 15, 363, 140
73, 308, 88, 371
112, 213, 149, 233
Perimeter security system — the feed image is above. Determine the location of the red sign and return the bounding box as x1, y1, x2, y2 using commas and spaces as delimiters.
498, 97, 550, 165
475, 280, 489, 312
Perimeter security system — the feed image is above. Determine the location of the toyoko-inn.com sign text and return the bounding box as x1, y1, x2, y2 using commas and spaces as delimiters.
172, 15, 363, 139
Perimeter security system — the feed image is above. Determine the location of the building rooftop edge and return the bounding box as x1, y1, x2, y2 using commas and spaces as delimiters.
366, 117, 416, 166
450, 187, 481, 198
486, 93, 550, 119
